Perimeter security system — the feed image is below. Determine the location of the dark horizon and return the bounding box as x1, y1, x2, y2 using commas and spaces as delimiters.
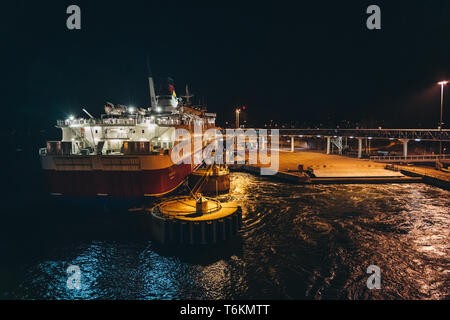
3, 1, 450, 133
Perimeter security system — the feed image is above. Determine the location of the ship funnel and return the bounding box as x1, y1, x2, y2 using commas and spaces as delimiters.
156, 77, 179, 113
146, 56, 158, 109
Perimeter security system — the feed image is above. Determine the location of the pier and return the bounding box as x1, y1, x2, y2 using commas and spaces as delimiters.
389, 164, 450, 190
231, 150, 423, 184
224, 127, 449, 189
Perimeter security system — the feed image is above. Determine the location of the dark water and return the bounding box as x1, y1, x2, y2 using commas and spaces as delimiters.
1, 167, 449, 300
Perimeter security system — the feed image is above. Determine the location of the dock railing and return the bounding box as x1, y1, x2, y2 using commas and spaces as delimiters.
371, 154, 450, 162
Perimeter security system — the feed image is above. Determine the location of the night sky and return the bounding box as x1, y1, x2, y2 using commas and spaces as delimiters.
3, 1, 450, 132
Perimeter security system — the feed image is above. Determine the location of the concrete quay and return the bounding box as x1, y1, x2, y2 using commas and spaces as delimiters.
229, 151, 423, 185
390, 164, 450, 190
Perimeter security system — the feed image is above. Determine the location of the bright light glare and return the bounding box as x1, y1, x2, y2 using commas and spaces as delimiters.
438, 81, 448, 86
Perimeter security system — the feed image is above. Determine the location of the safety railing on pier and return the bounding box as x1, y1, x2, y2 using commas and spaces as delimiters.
371, 154, 450, 162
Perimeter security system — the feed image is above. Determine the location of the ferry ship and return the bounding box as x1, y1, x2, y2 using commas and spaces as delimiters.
39, 71, 216, 197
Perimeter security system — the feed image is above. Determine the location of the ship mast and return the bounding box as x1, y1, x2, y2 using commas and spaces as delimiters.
146, 56, 158, 109
182, 84, 194, 105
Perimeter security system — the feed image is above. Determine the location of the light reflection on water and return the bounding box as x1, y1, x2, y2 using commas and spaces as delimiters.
1, 173, 449, 299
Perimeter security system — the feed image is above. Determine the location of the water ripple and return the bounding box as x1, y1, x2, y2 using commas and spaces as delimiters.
1, 173, 449, 299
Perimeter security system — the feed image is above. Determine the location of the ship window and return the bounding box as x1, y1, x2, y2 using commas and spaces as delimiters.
142, 129, 145, 133
95, 130, 98, 133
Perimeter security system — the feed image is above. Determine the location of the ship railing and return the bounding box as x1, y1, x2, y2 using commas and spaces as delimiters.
57, 117, 190, 127
101, 118, 137, 125
104, 134, 130, 139
57, 118, 139, 127
57, 119, 98, 127
156, 118, 181, 126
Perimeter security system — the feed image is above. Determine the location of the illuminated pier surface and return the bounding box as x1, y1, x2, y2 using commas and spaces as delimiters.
236, 151, 403, 177
230, 150, 450, 188
395, 164, 450, 182
231, 151, 428, 185
263, 151, 404, 178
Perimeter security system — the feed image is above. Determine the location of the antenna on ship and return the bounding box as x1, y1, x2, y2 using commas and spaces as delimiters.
82, 108, 94, 119
146, 55, 158, 110
181, 84, 193, 104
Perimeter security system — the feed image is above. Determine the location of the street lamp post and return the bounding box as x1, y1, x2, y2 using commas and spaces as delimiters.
438, 81, 448, 155
235, 108, 240, 129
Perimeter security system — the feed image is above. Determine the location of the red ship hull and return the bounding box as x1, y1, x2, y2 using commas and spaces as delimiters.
41, 154, 200, 198
43, 163, 193, 197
